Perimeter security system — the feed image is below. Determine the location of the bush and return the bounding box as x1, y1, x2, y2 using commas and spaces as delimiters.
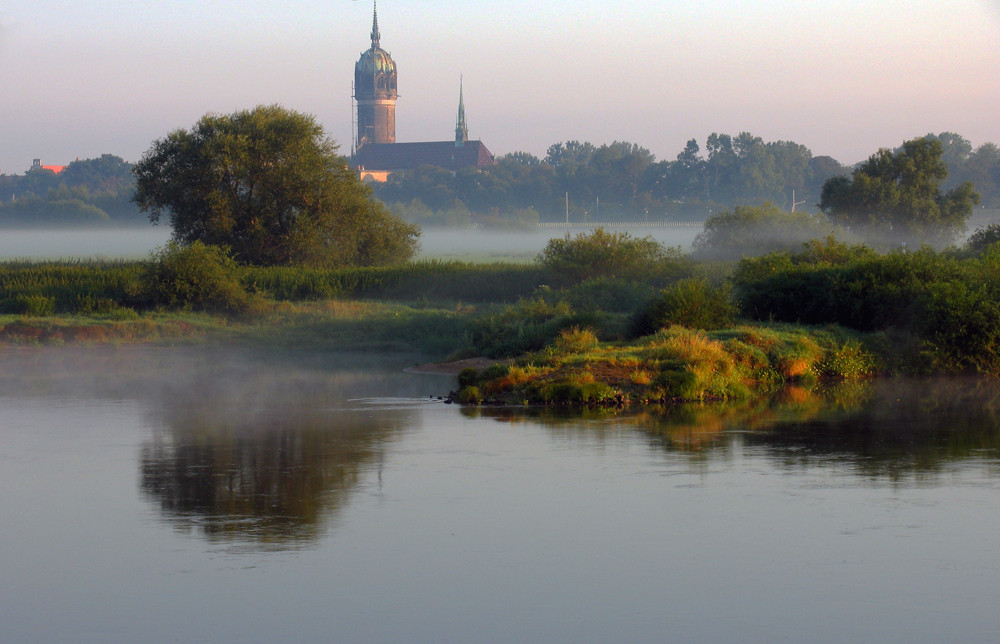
458, 386, 483, 404
629, 278, 737, 337
537, 227, 688, 285
140, 241, 252, 312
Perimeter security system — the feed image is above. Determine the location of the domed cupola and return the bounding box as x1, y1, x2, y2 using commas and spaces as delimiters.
354, 2, 397, 147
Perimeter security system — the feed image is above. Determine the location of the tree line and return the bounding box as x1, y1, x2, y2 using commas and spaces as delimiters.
2, 130, 997, 232
372, 132, 1000, 226
0, 154, 144, 226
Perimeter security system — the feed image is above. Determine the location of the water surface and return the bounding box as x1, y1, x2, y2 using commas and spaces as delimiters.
2, 347, 999, 643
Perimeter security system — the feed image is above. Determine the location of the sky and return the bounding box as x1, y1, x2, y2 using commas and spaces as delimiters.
1, 0, 998, 174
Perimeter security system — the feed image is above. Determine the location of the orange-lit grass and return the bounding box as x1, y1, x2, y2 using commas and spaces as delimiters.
466, 322, 877, 406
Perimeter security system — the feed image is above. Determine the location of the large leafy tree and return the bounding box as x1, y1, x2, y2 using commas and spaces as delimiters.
819, 137, 979, 244
134, 105, 418, 267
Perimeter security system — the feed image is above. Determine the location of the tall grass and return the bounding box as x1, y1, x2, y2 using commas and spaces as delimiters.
0, 260, 142, 315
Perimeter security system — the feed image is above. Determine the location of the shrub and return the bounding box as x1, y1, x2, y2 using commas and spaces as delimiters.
537, 227, 687, 285
458, 386, 483, 404
140, 241, 251, 312
629, 277, 737, 337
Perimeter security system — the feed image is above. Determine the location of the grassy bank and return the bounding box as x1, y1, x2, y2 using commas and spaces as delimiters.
2, 229, 999, 408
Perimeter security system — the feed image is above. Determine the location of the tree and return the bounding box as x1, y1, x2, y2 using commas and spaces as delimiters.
498, 151, 541, 166
133, 105, 418, 267
819, 137, 980, 244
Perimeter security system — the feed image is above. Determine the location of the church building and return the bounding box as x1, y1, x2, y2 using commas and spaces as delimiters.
352, 3, 494, 181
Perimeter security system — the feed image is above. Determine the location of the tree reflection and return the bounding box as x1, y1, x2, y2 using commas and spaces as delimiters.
744, 377, 1000, 481
468, 377, 1000, 480
140, 412, 402, 549
136, 349, 429, 550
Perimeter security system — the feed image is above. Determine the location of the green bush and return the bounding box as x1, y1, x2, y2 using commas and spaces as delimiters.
458, 386, 483, 404
140, 241, 251, 312
629, 277, 737, 337
479, 363, 510, 382
537, 227, 688, 285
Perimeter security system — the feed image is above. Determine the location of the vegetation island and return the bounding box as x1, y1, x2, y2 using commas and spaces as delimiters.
1, 105, 999, 409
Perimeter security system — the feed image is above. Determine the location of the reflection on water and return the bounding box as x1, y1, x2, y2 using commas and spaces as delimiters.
133, 367, 1000, 550
748, 377, 1000, 481
5, 347, 1000, 643
0, 345, 438, 550
134, 351, 438, 549
467, 377, 1000, 481
139, 405, 406, 549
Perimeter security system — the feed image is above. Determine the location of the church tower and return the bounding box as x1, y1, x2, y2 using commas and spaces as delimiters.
455, 77, 468, 147
354, 1, 397, 149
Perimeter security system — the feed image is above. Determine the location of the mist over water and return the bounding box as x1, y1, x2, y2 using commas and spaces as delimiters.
416, 225, 702, 261
0, 225, 702, 262
0, 227, 172, 260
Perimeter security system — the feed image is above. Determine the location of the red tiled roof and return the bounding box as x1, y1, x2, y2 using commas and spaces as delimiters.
355, 140, 495, 172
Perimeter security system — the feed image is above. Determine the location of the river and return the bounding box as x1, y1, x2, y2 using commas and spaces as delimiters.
2, 346, 998, 643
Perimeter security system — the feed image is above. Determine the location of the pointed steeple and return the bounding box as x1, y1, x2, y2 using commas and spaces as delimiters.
371, 1, 380, 48
455, 76, 468, 146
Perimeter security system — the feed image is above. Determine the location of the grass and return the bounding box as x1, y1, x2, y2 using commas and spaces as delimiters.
457, 323, 878, 407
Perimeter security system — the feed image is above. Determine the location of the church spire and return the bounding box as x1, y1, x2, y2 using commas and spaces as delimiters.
455, 75, 468, 146
371, 1, 380, 48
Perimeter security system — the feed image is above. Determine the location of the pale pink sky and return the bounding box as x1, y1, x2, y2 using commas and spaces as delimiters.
1, 0, 998, 174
